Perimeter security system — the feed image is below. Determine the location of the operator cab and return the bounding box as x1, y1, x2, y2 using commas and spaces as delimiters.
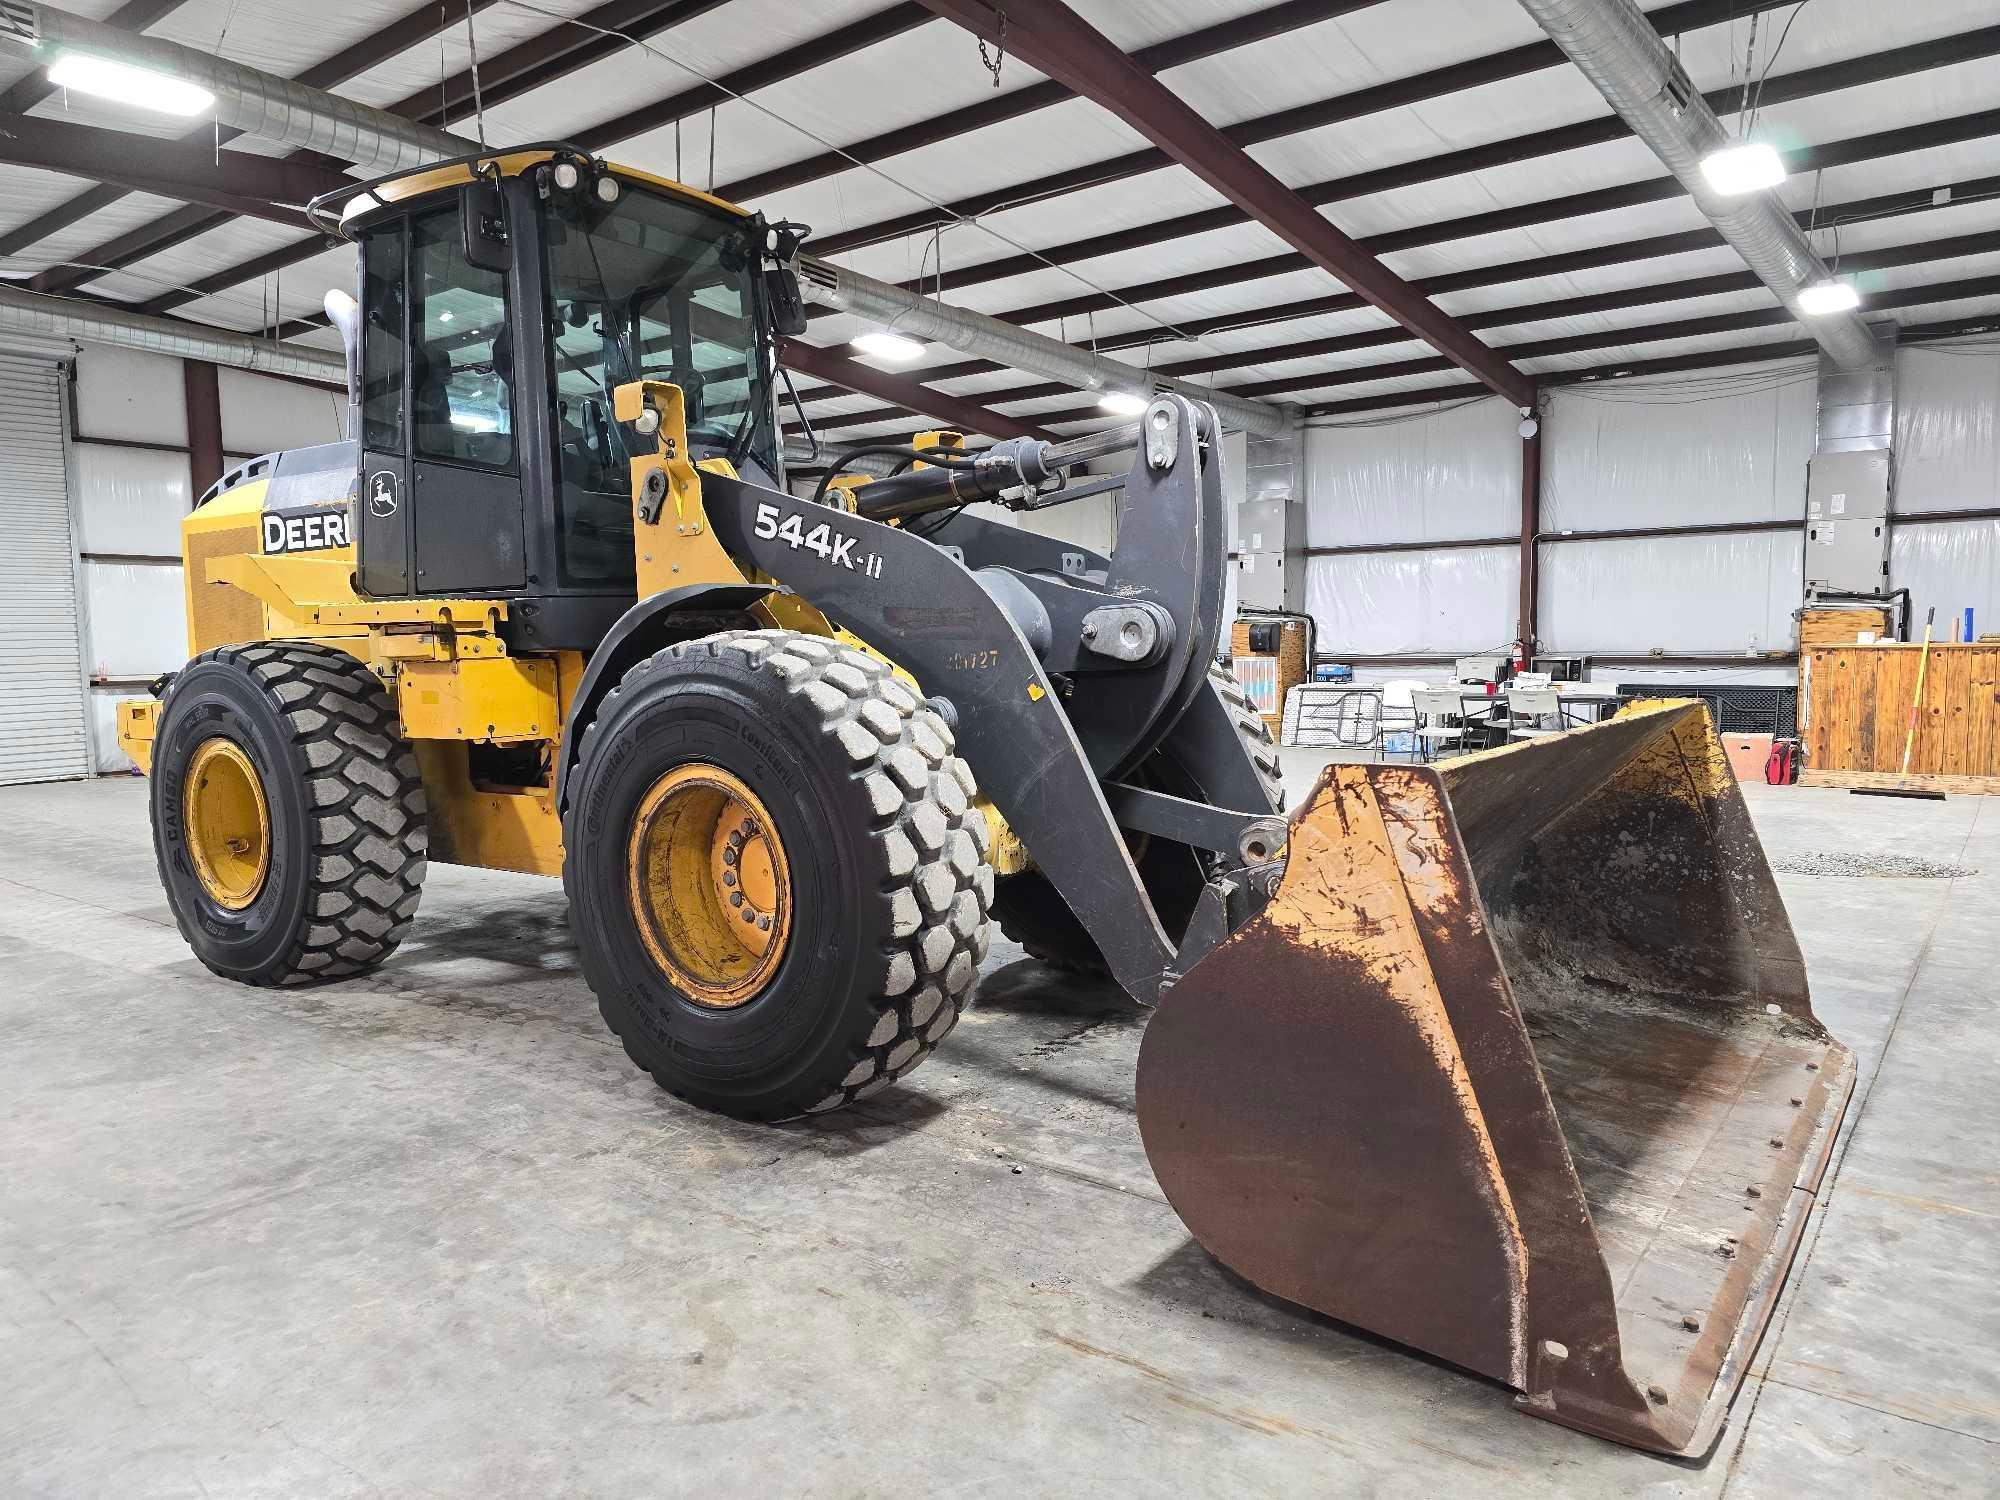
318, 148, 801, 651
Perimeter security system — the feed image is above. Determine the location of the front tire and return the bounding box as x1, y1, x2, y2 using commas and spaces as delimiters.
150, 641, 428, 985
564, 630, 993, 1120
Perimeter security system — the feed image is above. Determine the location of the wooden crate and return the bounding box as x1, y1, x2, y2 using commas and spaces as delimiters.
1798, 606, 1888, 649
1231, 618, 1309, 733
1800, 769, 2000, 795
1802, 641, 2000, 780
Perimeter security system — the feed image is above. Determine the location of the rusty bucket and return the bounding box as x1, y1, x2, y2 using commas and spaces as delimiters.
1137, 699, 1854, 1455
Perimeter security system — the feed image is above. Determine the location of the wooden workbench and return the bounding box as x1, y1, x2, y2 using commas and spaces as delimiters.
1801, 641, 2000, 792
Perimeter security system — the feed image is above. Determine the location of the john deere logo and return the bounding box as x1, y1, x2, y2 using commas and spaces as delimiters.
262, 506, 351, 555
368, 470, 399, 517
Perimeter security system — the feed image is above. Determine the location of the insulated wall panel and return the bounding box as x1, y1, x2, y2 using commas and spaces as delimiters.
82, 562, 187, 681
74, 347, 186, 446
217, 368, 345, 456
1890, 518, 2000, 625
1538, 532, 1803, 655
1305, 399, 1520, 547
1895, 340, 2000, 516
73, 444, 189, 557
1304, 546, 1516, 657
1544, 362, 1816, 530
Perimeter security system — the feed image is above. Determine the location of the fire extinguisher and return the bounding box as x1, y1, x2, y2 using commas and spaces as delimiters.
1511, 640, 1530, 680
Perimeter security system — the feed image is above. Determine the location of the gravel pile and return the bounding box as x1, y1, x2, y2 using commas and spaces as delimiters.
1770, 849, 1975, 880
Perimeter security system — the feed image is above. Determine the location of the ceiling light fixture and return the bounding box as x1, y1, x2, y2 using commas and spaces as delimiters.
1797, 278, 1861, 316
1699, 141, 1785, 196
1098, 391, 1150, 417
851, 330, 925, 363
46, 53, 214, 116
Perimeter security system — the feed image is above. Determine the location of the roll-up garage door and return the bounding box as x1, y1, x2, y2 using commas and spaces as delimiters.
0, 353, 89, 785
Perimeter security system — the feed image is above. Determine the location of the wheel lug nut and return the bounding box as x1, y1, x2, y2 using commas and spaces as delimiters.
757, 916, 771, 931
723, 870, 736, 887
741, 908, 756, 924
723, 847, 737, 866
730, 891, 743, 907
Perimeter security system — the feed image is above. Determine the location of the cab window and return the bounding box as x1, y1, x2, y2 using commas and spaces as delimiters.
409, 209, 515, 469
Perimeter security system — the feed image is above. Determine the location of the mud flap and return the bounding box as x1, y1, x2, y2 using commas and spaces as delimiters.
1137, 700, 1854, 1455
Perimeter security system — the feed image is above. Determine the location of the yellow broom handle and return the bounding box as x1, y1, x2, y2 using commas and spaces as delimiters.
1899, 608, 1936, 776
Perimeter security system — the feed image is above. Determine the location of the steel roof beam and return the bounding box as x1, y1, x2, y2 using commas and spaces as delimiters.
810, 0, 1798, 263
0, 113, 353, 241
807, 24, 2000, 312
792, 256, 2000, 435
1302, 310, 2000, 417
12, 1, 503, 288
804, 229, 2000, 428
0, 0, 194, 258
132, 2, 928, 318
27, 0, 730, 294
912, 0, 1532, 405
788, 130, 1992, 408
781, 340, 1056, 443
717, 0, 1379, 203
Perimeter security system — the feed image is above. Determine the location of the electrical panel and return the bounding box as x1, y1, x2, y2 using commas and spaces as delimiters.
1803, 449, 1891, 598
1235, 497, 1303, 611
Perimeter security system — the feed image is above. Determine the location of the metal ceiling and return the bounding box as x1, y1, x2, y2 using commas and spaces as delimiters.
0, 0, 1995, 442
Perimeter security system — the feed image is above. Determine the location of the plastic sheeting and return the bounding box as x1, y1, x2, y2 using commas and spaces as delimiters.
1895, 340, 2000, 516
72, 444, 188, 557
1304, 546, 1516, 657
1305, 399, 1520, 547
1538, 532, 1803, 656
218, 368, 345, 456
74, 347, 186, 447
1890, 519, 2000, 628
1544, 366, 1816, 530
83, 562, 187, 681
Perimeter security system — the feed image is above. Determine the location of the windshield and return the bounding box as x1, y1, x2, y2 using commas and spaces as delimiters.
540, 180, 778, 586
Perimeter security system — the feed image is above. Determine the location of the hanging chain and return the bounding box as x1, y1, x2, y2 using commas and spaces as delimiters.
977, 14, 1006, 88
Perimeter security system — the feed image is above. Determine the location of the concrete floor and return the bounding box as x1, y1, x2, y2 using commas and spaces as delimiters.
2, 764, 1996, 1497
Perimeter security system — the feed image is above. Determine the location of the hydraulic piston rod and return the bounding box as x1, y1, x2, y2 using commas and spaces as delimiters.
848, 424, 1141, 523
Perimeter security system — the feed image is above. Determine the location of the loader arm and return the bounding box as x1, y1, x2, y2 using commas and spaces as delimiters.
700, 468, 1183, 999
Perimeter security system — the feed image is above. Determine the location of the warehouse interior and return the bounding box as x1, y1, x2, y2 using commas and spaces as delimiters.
1, 0, 1996, 1493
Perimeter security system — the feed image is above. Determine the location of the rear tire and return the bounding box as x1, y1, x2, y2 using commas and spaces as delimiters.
150, 641, 428, 986
994, 662, 1281, 976
564, 630, 993, 1120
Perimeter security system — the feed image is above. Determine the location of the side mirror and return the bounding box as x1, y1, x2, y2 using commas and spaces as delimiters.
763, 267, 808, 337
461, 180, 511, 273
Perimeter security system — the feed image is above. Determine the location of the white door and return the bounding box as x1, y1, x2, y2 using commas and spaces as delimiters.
0, 353, 89, 785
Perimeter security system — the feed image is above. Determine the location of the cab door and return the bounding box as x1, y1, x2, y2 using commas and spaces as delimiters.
405, 207, 526, 594
355, 225, 410, 596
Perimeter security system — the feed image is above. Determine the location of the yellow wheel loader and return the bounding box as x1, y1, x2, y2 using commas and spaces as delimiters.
116, 147, 1852, 1456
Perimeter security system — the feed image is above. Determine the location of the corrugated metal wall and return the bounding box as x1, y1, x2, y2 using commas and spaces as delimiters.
0, 352, 89, 786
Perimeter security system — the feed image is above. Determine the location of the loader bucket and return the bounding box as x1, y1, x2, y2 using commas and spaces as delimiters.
1137, 699, 1854, 1456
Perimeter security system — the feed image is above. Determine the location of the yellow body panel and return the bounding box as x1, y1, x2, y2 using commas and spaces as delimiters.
115, 699, 158, 774
417, 743, 565, 877
615, 381, 753, 598
135, 377, 1030, 887
346, 150, 750, 229
397, 657, 560, 743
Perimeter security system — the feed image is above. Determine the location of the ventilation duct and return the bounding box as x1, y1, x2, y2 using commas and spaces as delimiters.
3, 3, 1294, 435
1, 1, 455, 174
0, 283, 347, 383
1514, 0, 1880, 368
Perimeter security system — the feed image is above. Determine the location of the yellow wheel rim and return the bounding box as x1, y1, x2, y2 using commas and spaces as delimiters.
627, 763, 793, 1008
184, 737, 271, 911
